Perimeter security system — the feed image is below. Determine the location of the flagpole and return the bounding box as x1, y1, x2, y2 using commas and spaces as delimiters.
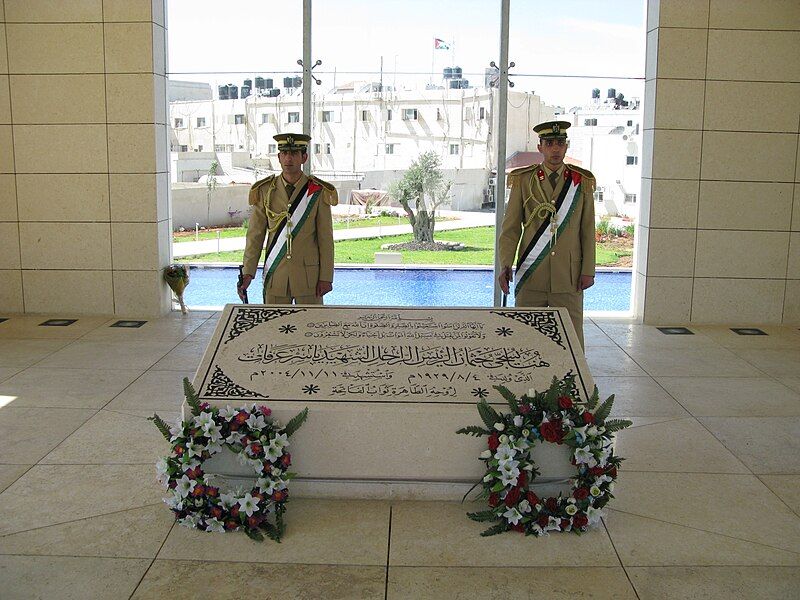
431, 38, 435, 86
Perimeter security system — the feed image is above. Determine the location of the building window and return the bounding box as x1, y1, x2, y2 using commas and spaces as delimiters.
449, 144, 459, 155
287, 112, 300, 123
268, 144, 277, 153
627, 120, 633, 126
179, 144, 188, 152
626, 155, 638, 165
479, 107, 486, 120
196, 117, 205, 127
325, 143, 331, 154
196, 145, 203, 152
321, 110, 333, 123
174, 118, 184, 128
314, 143, 321, 154
584, 118, 597, 126
436, 108, 443, 121
402, 108, 418, 121
386, 109, 393, 121
594, 189, 604, 202
234, 114, 245, 125
385, 144, 396, 154
261, 113, 269, 124
624, 193, 637, 203
361, 110, 369, 121
215, 144, 233, 152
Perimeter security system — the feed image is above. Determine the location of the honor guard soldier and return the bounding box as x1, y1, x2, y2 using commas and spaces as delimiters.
238, 133, 338, 304
498, 120, 596, 349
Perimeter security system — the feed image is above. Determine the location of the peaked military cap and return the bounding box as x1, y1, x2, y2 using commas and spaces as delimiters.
533, 120, 571, 139
274, 132, 311, 151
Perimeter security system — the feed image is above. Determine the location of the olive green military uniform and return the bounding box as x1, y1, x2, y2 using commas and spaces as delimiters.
499, 162, 596, 348
243, 173, 338, 304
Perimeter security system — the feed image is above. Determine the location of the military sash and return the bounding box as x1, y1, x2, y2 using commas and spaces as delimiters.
515, 169, 583, 294
262, 180, 322, 285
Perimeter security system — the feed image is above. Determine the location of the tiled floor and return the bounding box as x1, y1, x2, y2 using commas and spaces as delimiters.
0, 313, 799, 599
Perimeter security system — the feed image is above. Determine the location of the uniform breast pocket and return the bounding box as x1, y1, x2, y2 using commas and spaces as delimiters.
570, 251, 582, 287
304, 254, 320, 288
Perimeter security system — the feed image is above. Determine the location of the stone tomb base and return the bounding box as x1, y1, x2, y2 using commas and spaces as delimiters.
186, 305, 595, 499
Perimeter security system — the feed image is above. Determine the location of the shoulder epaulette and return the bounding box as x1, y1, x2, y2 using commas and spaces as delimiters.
566, 164, 595, 180
506, 164, 538, 187
310, 175, 339, 206
248, 175, 276, 205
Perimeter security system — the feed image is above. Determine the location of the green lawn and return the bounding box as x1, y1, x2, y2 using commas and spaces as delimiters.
177, 226, 632, 267
173, 215, 415, 243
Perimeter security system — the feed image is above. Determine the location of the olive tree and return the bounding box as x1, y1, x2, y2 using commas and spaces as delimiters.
389, 151, 452, 243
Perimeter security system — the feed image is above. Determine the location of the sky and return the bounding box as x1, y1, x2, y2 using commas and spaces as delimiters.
166, 0, 646, 108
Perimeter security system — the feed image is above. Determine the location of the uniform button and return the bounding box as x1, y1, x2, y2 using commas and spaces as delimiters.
551, 251, 556, 256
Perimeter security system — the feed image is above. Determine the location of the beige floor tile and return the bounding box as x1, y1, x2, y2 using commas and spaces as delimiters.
0, 555, 151, 600
0, 504, 173, 558
105, 369, 195, 411
731, 348, 800, 378
0, 367, 142, 409
780, 377, 800, 394
0, 464, 31, 493
36, 339, 177, 370
605, 510, 800, 566
157, 498, 389, 565
182, 319, 221, 345
149, 339, 206, 371
596, 323, 718, 348
582, 322, 617, 347
0, 367, 22, 382
627, 566, 800, 600
594, 376, 689, 417
387, 566, 637, 599
82, 315, 206, 342
0, 464, 163, 536
0, 406, 95, 463
693, 325, 800, 349
389, 501, 621, 567
759, 475, 800, 515
0, 316, 109, 340
615, 417, 749, 473
656, 377, 800, 417
585, 346, 647, 376
0, 339, 73, 367
40, 409, 175, 465
132, 560, 386, 600
612, 472, 800, 553
622, 347, 762, 377
699, 416, 800, 474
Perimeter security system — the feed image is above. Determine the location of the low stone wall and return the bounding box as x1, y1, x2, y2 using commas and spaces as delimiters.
171, 183, 251, 229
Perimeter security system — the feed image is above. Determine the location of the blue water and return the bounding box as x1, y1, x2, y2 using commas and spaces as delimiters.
183, 267, 631, 311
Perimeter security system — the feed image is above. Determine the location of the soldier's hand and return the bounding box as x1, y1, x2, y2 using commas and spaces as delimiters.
316, 280, 333, 297
237, 274, 253, 301
578, 275, 595, 291
499, 266, 513, 295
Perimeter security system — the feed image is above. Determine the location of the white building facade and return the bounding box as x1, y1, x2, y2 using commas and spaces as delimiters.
169, 85, 556, 211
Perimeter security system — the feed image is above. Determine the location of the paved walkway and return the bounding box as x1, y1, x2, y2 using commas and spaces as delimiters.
172, 210, 497, 257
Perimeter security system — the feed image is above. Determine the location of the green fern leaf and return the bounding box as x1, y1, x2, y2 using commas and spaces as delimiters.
283, 407, 309, 437
244, 528, 264, 542
495, 385, 519, 413
477, 399, 501, 430
467, 510, 499, 522
183, 377, 202, 416
480, 523, 508, 537
593, 394, 615, 424
603, 418, 632, 433
587, 386, 600, 410
148, 413, 173, 441
456, 425, 490, 437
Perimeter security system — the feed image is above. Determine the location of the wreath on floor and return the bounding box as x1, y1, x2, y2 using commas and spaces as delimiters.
150, 378, 307, 542
457, 375, 631, 537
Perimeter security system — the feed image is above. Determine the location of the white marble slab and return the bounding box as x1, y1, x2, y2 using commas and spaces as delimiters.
193, 305, 594, 405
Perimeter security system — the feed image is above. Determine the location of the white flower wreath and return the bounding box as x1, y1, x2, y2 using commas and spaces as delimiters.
458, 375, 630, 536
150, 379, 307, 542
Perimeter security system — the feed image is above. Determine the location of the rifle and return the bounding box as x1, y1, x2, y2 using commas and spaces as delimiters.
237, 265, 249, 304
